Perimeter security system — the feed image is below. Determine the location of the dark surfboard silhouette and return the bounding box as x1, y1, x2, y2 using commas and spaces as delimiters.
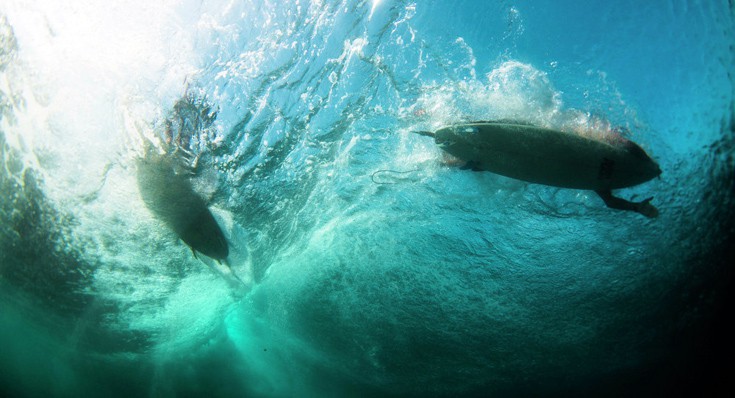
415, 120, 662, 217
136, 149, 229, 261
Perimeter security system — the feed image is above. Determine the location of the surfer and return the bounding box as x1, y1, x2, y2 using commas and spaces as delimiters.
414, 120, 661, 218
136, 94, 231, 263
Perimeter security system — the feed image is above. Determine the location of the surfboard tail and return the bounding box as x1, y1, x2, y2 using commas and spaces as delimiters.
412, 130, 435, 138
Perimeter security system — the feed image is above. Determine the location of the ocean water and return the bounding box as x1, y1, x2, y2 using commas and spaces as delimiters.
1, 0, 733, 397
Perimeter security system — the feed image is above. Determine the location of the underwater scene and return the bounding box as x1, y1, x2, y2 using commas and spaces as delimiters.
1, 0, 733, 397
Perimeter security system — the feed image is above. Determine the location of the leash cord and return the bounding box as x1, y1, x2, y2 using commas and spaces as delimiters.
370, 169, 421, 184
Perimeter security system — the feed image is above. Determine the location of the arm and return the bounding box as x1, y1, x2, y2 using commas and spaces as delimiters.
594, 189, 659, 218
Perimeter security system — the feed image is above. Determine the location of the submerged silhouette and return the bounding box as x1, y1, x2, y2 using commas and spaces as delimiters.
415, 120, 662, 218
136, 148, 229, 261
136, 93, 229, 261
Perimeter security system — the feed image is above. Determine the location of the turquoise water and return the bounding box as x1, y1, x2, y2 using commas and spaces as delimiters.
1, 1, 733, 397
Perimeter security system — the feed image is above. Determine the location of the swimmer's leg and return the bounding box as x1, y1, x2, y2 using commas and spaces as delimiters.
594, 189, 659, 218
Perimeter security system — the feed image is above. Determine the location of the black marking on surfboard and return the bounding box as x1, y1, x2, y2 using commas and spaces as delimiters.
598, 158, 615, 180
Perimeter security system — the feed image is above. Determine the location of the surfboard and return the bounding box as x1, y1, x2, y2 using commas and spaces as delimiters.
430, 121, 661, 190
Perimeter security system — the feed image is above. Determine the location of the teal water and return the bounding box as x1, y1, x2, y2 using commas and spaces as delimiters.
1, 1, 733, 397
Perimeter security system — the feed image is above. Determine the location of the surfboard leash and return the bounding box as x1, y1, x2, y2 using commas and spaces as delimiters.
370, 130, 434, 184
370, 169, 422, 184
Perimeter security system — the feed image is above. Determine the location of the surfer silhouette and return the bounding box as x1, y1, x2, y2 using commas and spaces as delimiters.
414, 120, 661, 218
136, 94, 230, 262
